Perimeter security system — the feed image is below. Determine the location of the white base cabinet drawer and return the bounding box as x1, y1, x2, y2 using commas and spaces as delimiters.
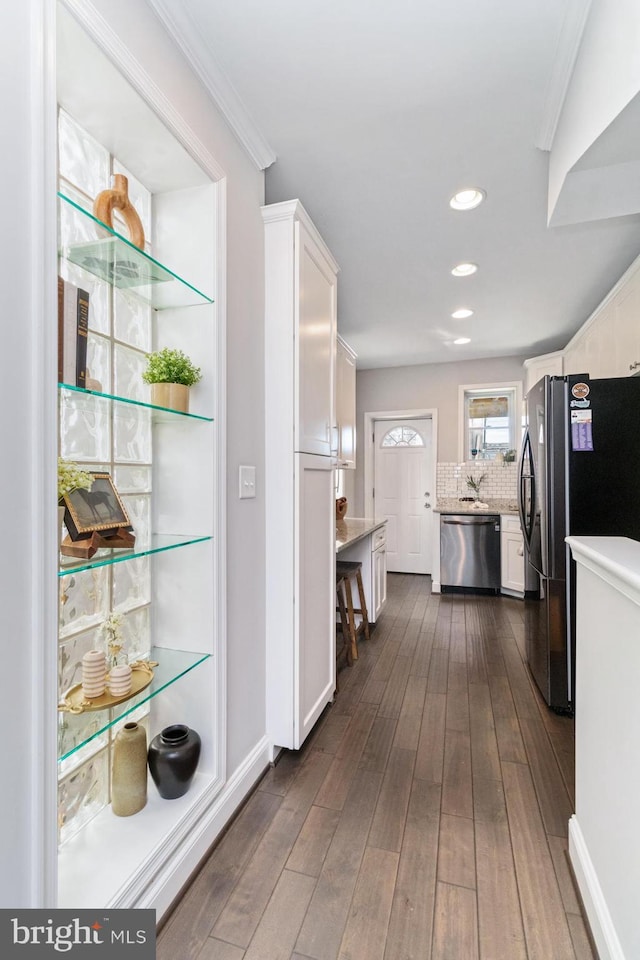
500, 516, 524, 596
372, 543, 387, 620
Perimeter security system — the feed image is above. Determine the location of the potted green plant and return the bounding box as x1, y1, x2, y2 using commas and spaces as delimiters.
142, 347, 202, 413
58, 458, 93, 545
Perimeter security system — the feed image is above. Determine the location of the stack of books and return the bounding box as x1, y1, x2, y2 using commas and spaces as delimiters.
58, 277, 89, 388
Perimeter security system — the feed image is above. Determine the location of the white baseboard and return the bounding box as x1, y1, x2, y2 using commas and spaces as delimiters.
431, 579, 441, 594
568, 815, 626, 960
137, 735, 271, 921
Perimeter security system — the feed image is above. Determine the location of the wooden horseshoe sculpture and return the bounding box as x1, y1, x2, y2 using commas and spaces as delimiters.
93, 174, 145, 249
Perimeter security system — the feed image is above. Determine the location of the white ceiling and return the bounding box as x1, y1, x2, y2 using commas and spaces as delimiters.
148, 0, 640, 369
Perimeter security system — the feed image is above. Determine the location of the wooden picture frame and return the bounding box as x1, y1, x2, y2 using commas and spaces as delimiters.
63, 472, 132, 541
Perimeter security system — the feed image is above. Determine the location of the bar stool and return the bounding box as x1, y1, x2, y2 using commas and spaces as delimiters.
336, 560, 370, 662
336, 572, 354, 678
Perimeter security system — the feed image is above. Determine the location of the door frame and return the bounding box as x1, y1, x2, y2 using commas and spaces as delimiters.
363, 408, 438, 520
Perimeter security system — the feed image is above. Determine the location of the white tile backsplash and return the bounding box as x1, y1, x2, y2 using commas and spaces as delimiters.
437, 461, 517, 500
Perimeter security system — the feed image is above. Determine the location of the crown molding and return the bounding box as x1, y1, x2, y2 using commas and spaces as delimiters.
261, 199, 340, 275
145, 0, 276, 171
536, 0, 593, 151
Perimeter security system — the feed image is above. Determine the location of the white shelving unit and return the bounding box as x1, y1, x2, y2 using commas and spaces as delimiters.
51, 2, 225, 913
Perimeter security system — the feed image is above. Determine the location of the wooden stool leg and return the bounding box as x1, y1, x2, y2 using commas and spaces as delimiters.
355, 568, 370, 642
343, 576, 359, 661
336, 580, 353, 668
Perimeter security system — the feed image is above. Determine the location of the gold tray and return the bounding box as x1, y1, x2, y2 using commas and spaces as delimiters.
58, 660, 157, 714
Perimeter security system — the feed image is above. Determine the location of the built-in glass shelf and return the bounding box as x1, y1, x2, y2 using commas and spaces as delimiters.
59, 383, 213, 423
58, 192, 214, 309
57, 647, 210, 763
58, 533, 212, 577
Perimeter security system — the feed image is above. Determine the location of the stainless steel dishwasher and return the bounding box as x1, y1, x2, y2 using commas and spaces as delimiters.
440, 514, 501, 589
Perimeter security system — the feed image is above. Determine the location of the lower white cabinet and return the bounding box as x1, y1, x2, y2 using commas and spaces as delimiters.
501, 515, 525, 596
336, 522, 388, 624
371, 527, 388, 620
266, 453, 336, 755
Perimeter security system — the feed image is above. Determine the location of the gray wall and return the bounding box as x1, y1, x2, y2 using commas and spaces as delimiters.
353, 354, 526, 514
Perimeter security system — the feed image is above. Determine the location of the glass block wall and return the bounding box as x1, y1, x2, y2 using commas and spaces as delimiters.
57, 110, 152, 844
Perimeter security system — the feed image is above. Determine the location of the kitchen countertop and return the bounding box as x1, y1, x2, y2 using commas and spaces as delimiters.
435, 498, 519, 516
336, 517, 387, 552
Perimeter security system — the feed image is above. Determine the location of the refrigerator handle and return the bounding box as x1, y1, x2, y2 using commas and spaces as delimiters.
517, 429, 533, 546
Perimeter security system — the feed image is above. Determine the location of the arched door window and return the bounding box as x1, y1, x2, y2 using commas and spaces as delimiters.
381, 426, 425, 447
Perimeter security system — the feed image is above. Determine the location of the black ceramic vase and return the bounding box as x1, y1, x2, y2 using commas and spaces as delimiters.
148, 724, 201, 799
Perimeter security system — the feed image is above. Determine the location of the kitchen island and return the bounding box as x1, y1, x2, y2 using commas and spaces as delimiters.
566, 535, 640, 960
336, 517, 387, 623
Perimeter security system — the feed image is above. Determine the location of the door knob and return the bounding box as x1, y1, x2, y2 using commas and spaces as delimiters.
424, 491, 430, 497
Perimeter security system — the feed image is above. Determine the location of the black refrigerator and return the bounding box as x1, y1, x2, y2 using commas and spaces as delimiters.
518, 373, 640, 713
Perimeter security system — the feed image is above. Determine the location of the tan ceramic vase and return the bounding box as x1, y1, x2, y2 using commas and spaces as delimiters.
111, 721, 148, 817
150, 382, 189, 413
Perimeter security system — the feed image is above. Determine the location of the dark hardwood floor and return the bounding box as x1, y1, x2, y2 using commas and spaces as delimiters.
157, 574, 596, 960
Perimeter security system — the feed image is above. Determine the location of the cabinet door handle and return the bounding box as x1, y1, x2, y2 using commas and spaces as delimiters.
517, 545, 524, 556
630, 361, 640, 372
331, 424, 340, 456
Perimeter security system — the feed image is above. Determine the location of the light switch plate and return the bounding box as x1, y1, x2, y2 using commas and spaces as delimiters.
239, 464, 256, 499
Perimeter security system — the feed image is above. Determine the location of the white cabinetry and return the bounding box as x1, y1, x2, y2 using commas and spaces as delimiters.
264, 200, 339, 755
371, 526, 388, 620
523, 351, 563, 396
269, 204, 338, 457
613, 268, 640, 376
336, 335, 357, 469
500, 515, 524, 596
563, 257, 640, 380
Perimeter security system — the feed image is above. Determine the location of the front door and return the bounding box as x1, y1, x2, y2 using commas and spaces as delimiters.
373, 418, 433, 573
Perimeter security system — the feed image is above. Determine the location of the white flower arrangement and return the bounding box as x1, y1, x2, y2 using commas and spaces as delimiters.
102, 612, 125, 667
58, 458, 93, 502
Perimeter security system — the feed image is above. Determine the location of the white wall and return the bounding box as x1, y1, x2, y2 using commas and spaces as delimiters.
0, 0, 58, 908
353, 355, 525, 514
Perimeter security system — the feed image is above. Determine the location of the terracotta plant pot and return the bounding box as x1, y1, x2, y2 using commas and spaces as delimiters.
150, 382, 190, 413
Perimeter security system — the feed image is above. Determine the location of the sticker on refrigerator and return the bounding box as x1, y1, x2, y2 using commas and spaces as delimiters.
571, 382, 590, 399
571, 409, 593, 451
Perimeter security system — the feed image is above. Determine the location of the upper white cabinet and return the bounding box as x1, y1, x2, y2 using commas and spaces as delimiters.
523, 351, 563, 396
336, 334, 357, 469
563, 257, 640, 380
263, 200, 338, 457
613, 267, 640, 377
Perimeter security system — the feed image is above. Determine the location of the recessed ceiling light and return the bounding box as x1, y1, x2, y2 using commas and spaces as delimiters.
454, 337, 471, 345
450, 189, 486, 211
451, 262, 478, 277
452, 308, 473, 319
